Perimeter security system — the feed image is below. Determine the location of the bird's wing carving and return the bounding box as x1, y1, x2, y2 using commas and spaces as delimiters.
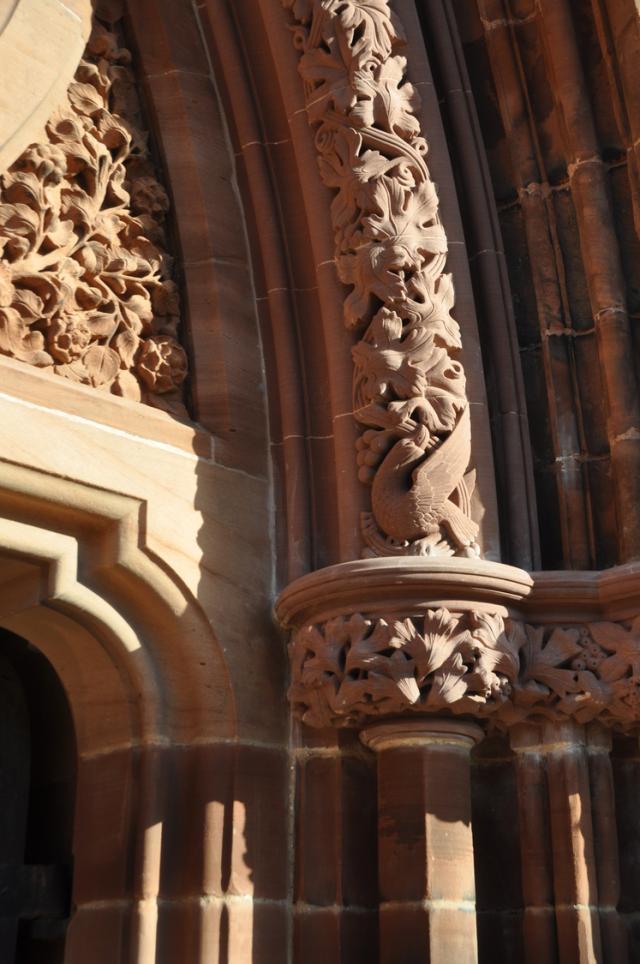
411, 405, 472, 507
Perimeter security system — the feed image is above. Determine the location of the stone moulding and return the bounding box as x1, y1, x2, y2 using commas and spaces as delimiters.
277, 559, 640, 732
282, 0, 479, 558
0, 12, 188, 409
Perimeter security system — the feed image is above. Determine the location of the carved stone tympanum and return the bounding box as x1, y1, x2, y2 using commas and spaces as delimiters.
283, 0, 478, 558
0, 13, 187, 408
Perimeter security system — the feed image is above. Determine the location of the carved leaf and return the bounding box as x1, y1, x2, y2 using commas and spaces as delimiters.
427, 652, 468, 707
0, 264, 14, 306
520, 626, 583, 699
12, 287, 45, 319
553, 671, 611, 723
294, 623, 344, 684
322, 144, 391, 245
0, 307, 51, 365
351, 57, 421, 141
113, 369, 141, 401
422, 273, 461, 349
115, 329, 140, 367
298, 45, 354, 123
86, 312, 117, 337
470, 611, 519, 682
43, 215, 74, 250
352, 314, 435, 403
363, 175, 439, 249
68, 81, 105, 117
83, 344, 120, 386
413, 608, 468, 681
0, 204, 40, 258
589, 621, 633, 653
333, 0, 400, 62
2, 172, 44, 207
346, 616, 404, 676
588, 621, 640, 682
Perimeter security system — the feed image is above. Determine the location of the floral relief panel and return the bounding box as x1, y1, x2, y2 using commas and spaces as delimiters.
0, 11, 188, 411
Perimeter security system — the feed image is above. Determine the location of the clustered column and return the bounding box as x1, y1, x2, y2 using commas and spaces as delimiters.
276, 558, 638, 962
510, 721, 627, 964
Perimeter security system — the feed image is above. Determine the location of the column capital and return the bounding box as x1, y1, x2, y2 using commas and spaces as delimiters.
276, 557, 531, 730
276, 557, 640, 733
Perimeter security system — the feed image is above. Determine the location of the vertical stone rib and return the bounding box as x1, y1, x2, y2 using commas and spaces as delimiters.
544, 723, 603, 964
477, 0, 593, 567
536, 0, 640, 561
612, 736, 640, 960
586, 725, 628, 963
590, 0, 640, 238
418, 0, 540, 570
513, 723, 605, 963
511, 726, 559, 964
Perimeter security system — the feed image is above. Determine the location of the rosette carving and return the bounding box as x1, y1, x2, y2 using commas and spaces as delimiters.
290, 609, 640, 730
0, 15, 187, 409
282, 0, 478, 557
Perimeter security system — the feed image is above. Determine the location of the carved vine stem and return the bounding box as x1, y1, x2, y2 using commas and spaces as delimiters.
290, 609, 640, 731
283, 0, 478, 557
0, 14, 187, 410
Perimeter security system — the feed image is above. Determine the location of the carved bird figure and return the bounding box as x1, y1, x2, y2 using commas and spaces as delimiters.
371, 404, 478, 550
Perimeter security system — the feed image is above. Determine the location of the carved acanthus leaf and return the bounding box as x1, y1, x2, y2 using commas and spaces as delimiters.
289, 610, 640, 730
284, 0, 478, 558
0, 17, 187, 409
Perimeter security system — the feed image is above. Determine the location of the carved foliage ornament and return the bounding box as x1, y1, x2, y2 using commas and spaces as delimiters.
282, 0, 478, 557
0, 15, 187, 407
289, 609, 640, 730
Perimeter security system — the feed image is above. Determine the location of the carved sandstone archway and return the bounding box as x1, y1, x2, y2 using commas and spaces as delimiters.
0, 459, 236, 962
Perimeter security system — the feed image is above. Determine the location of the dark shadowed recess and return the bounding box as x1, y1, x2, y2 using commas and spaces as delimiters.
0, 629, 76, 964
418, 0, 640, 571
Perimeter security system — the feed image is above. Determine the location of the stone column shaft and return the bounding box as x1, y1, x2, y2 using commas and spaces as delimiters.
362, 719, 482, 964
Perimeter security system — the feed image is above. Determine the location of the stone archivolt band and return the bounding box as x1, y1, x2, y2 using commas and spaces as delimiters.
282, 0, 479, 559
